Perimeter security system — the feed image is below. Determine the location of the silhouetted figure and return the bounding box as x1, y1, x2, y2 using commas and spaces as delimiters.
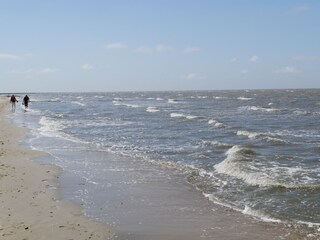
23, 95, 30, 109
10, 95, 18, 112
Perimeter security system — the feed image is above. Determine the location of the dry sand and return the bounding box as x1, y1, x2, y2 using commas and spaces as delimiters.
0, 97, 113, 240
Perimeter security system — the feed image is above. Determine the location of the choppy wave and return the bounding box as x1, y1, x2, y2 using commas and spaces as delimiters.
39, 116, 68, 135
208, 119, 226, 128
242, 206, 281, 223
168, 99, 180, 104
238, 97, 252, 101
71, 101, 86, 106
201, 140, 233, 148
146, 107, 160, 113
214, 146, 278, 187
112, 100, 121, 106
39, 116, 89, 145
239, 106, 281, 112
215, 146, 320, 189
237, 130, 290, 145
124, 104, 141, 108
170, 112, 205, 120
13, 90, 320, 231
170, 113, 185, 118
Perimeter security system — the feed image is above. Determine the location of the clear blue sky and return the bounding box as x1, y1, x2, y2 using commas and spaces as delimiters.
1, 0, 319, 92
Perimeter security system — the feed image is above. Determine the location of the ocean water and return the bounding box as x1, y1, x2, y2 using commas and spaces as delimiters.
10, 89, 320, 232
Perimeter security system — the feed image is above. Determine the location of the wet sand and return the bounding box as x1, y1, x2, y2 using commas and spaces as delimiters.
57, 147, 311, 240
0, 97, 113, 240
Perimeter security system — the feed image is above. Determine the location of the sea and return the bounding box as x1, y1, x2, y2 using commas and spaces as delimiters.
9, 89, 320, 237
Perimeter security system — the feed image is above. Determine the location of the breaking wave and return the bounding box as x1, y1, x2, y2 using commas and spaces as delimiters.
238, 106, 281, 113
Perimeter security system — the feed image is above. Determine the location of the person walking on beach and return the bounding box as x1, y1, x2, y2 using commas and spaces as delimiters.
10, 95, 18, 112
23, 95, 30, 109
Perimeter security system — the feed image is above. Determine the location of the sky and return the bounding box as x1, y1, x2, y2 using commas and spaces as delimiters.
1, 0, 320, 92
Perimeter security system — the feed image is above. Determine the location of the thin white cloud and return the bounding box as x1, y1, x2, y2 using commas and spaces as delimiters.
249, 55, 259, 62
135, 44, 172, 53
104, 42, 127, 49
292, 5, 310, 13
273, 66, 301, 74
155, 44, 171, 52
135, 46, 153, 53
0, 53, 21, 60
230, 57, 237, 63
9, 68, 58, 78
25, 68, 58, 74
183, 73, 206, 81
292, 55, 320, 61
40, 68, 57, 73
183, 47, 201, 53
241, 69, 248, 74
82, 64, 94, 70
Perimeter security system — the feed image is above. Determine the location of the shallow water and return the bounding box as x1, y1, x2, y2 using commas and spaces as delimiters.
10, 89, 320, 234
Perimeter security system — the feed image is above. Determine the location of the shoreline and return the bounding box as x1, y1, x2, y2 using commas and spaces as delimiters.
0, 97, 113, 239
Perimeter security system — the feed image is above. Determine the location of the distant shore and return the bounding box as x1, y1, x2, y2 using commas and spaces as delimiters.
0, 97, 113, 240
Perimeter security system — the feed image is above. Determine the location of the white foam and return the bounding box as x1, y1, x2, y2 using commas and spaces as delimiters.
237, 130, 261, 139
214, 146, 275, 187
39, 116, 67, 136
204, 193, 241, 212
197, 96, 208, 99
186, 115, 205, 120
170, 113, 185, 118
71, 101, 86, 106
112, 100, 121, 106
168, 99, 179, 104
293, 110, 309, 115
242, 206, 281, 223
208, 119, 226, 128
238, 97, 252, 101
124, 104, 140, 108
146, 107, 160, 113
239, 106, 281, 112
237, 130, 290, 144
201, 140, 233, 148
38, 116, 89, 145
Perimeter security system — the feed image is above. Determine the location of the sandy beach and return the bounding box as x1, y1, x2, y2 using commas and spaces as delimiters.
0, 97, 113, 240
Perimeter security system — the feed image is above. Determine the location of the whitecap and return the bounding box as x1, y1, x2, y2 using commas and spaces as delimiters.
208, 119, 226, 128
170, 113, 185, 118
214, 146, 275, 187
293, 110, 310, 116
237, 130, 261, 139
238, 106, 281, 112
38, 116, 89, 145
71, 101, 86, 106
238, 97, 252, 101
146, 107, 160, 113
242, 206, 281, 223
168, 99, 179, 104
197, 96, 208, 99
124, 104, 140, 108
112, 100, 121, 106
185, 115, 205, 120
201, 140, 233, 148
